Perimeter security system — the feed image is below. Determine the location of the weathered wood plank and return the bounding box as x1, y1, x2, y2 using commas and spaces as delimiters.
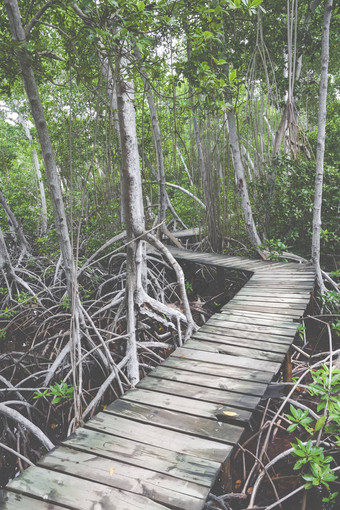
172, 347, 281, 373
222, 303, 304, 316
162, 357, 273, 384
137, 376, 260, 411
196, 324, 294, 344
236, 288, 311, 298
185, 339, 285, 363
86, 413, 234, 462
219, 308, 298, 321
0, 492, 65, 510
64, 428, 219, 487
230, 299, 306, 310
217, 312, 297, 329
148, 365, 268, 396
230, 295, 310, 305
192, 331, 290, 352
39, 447, 208, 510
205, 317, 296, 337
120, 387, 253, 423
7, 466, 169, 510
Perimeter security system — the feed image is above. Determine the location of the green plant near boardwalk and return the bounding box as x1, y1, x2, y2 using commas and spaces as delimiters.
286, 365, 340, 503
34, 381, 74, 405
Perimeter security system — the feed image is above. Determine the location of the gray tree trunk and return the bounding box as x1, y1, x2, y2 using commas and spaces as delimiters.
133, 42, 167, 237
187, 41, 222, 252
116, 72, 145, 386
17, 115, 48, 235
100, 54, 126, 224
5, 0, 76, 298
0, 188, 29, 253
5, 0, 82, 425
225, 89, 265, 257
311, 0, 333, 292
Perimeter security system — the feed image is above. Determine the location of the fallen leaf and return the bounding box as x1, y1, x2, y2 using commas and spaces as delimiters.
109, 468, 115, 476
223, 411, 238, 416
234, 480, 242, 489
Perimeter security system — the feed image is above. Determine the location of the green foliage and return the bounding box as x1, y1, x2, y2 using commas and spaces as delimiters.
286, 405, 313, 434
185, 281, 193, 294
287, 366, 340, 501
259, 238, 289, 261
60, 296, 70, 311
257, 157, 340, 258
319, 291, 340, 312
0, 307, 18, 320
33, 381, 74, 405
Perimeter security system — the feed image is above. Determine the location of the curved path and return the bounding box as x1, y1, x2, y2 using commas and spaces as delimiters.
0, 249, 315, 510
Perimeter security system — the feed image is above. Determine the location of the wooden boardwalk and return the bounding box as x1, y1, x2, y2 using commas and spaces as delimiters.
0, 249, 315, 510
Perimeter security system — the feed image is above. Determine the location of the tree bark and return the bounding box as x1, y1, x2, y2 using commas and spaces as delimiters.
5, 0, 82, 426
17, 114, 48, 235
225, 91, 264, 257
100, 54, 126, 224
116, 70, 145, 386
311, 0, 333, 292
187, 41, 222, 252
133, 42, 168, 238
5, 0, 75, 296
0, 188, 29, 253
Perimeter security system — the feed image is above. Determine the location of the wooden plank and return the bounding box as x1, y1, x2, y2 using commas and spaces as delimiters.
39, 447, 208, 510
0, 492, 66, 510
7, 466, 169, 510
236, 289, 311, 299
197, 324, 294, 344
86, 413, 233, 462
231, 299, 306, 310
64, 428, 219, 487
205, 317, 296, 337
148, 365, 268, 396
222, 303, 304, 316
246, 280, 313, 285
217, 312, 297, 329
219, 308, 298, 321
230, 295, 310, 304
107, 399, 250, 437
120, 387, 253, 423
192, 330, 290, 351
137, 376, 259, 411
162, 357, 273, 384
172, 347, 280, 373
185, 339, 285, 363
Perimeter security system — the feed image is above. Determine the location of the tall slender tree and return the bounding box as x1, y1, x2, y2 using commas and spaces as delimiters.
311, 0, 333, 292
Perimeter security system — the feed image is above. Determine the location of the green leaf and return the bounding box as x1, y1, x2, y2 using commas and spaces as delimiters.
137, 1, 145, 11
315, 415, 327, 431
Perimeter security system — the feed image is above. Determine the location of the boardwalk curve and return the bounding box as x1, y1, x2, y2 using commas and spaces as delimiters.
0, 248, 315, 510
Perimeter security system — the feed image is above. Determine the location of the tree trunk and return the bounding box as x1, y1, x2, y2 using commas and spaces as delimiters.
116, 71, 146, 386
225, 89, 264, 257
17, 114, 48, 235
5, 0, 82, 425
100, 54, 126, 224
5, 0, 76, 298
311, 0, 333, 292
187, 41, 222, 252
0, 227, 15, 279
133, 42, 167, 238
0, 188, 29, 253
